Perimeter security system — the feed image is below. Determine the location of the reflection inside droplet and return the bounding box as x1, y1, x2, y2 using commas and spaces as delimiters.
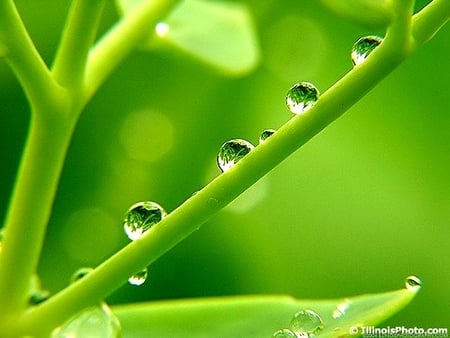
351, 36, 383, 66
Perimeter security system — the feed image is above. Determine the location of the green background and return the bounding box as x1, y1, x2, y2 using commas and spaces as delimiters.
0, 0, 449, 331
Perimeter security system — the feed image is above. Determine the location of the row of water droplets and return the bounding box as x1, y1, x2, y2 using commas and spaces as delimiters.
273, 275, 422, 337
217, 35, 383, 173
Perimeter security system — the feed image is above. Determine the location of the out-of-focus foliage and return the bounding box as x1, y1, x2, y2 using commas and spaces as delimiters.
0, 0, 448, 329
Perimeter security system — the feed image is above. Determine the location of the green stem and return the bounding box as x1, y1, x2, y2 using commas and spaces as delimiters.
52, 0, 106, 93
0, 112, 74, 321
412, 0, 450, 47
83, 0, 181, 103
15, 1, 448, 335
0, 0, 63, 113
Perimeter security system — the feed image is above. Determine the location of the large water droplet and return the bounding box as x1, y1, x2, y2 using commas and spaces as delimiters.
272, 328, 298, 338
290, 309, 324, 336
217, 139, 255, 172
124, 201, 167, 241
286, 82, 319, 114
259, 129, 276, 144
405, 275, 422, 291
52, 303, 121, 338
351, 36, 383, 66
128, 267, 148, 286
71, 267, 94, 284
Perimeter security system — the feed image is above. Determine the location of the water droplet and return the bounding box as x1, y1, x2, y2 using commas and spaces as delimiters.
332, 299, 350, 319
405, 275, 422, 291
290, 309, 324, 336
272, 328, 298, 338
155, 22, 170, 37
351, 36, 383, 66
128, 267, 148, 286
71, 267, 94, 284
29, 289, 51, 305
259, 129, 276, 144
124, 201, 167, 241
286, 82, 319, 114
217, 139, 255, 172
52, 303, 121, 338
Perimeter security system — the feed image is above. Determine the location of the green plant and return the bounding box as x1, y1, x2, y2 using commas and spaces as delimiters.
0, 0, 448, 336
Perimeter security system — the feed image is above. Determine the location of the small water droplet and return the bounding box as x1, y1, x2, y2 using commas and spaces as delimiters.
351, 36, 383, 66
286, 82, 319, 114
405, 275, 422, 291
52, 303, 121, 338
290, 309, 324, 336
128, 267, 148, 286
29, 289, 51, 305
259, 129, 276, 144
217, 139, 254, 172
155, 22, 170, 37
71, 267, 94, 284
272, 328, 298, 338
332, 299, 350, 319
124, 201, 167, 241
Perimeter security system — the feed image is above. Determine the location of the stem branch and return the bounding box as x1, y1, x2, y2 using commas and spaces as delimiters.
52, 0, 106, 93
83, 0, 180, 103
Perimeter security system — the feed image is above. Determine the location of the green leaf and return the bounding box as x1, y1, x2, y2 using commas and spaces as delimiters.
319, 0, 392, 28
116, 0, 260, 76
113, 286, 419, 337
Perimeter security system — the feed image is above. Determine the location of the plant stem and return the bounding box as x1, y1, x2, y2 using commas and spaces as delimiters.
412, 0, 450, 47
14, 1, 448, 334
83, 0, 181, 103
0, 0, 63, 113
0, 112, 75, 321
52, 0, 106, 93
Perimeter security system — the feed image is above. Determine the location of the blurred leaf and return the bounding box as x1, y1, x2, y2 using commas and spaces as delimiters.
113, 287, 418, 337
116, 0, 260, 76
319, 0, 392, 28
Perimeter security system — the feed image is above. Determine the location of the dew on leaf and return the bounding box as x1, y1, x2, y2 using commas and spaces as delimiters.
405, 275, 422, 291
290, 309, 324, 336
332, 299, 350, 319
286, 82, 319, 114
52, 302, 121, 338
272, 328, 298, 338
71, 267, 94, 284
124, 201, 167, 241
128, 267, 148, 286
259, 129, 276, 144
217, 139, 255, 172
351, 36, 383, 66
